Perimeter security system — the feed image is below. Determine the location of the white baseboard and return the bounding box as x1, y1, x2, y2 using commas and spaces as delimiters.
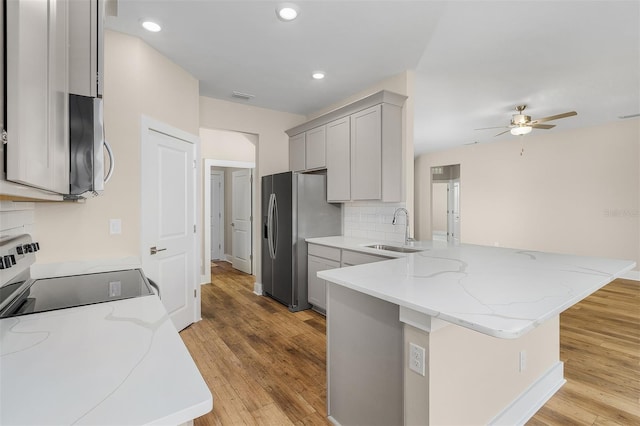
622, 270, 640, 281
489, 362, 565, 426
254, 281, 263, 296
327, 416, 341, 426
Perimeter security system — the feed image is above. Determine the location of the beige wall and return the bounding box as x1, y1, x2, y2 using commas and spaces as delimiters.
201, 128, 256, 162
415, 119, 640, 270
199, 96, 305, 284
34, 30, 200, 263
405, 318, 559, 425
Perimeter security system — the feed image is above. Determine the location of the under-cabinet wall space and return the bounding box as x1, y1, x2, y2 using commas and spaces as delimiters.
343, 201, 408, 243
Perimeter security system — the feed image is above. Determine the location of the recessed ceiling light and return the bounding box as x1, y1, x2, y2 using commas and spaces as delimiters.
141, 20, 162, 32
276, 3, 299, 21
312, 71, 325, 80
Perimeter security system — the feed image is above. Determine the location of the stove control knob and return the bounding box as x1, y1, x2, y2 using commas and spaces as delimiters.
16, 245, 24, 255
35, 242, 40, 251
23, 244, 31, 253
0, 257, 5, 269
9, 255, 16, 265
30, 243, 38, 252
3, 255, 12, 269
26, 244, 33, 253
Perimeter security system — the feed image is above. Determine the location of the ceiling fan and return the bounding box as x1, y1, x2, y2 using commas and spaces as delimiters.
476, 105, 577, 137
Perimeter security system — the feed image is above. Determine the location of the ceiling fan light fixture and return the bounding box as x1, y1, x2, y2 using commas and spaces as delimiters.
276, 3, 299, 21
510, 126, 533, 136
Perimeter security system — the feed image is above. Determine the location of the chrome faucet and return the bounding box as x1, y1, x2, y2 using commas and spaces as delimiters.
392, 208, 414, 245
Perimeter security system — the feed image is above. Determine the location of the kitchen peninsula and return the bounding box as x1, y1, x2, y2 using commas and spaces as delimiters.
311, 237, 635, 425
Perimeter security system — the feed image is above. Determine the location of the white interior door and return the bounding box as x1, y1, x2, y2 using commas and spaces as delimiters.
231, 169, 252, 274
210, 171, 224, 261
141, 118, 197, 332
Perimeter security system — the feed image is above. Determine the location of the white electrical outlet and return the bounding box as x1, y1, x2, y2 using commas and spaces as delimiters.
519, 350, 527, 372
109, 219, 122, 235
409, 342, 426, 376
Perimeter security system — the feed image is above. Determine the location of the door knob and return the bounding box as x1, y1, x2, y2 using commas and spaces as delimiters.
231, 222, 235, 227
150, 246, 167, 255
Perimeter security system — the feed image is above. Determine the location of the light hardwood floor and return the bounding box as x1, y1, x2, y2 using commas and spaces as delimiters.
181, 263, 639, 425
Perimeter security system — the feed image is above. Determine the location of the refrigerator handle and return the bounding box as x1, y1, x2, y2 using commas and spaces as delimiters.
272, 194, 279, 259
267, 193, 276, 260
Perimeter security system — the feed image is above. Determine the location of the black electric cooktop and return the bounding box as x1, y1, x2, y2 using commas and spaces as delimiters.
0, 269, 154, 318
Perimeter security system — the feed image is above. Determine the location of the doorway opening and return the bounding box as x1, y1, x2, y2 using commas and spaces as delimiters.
431, 164, 460, 243
201, 128, 257, 283
204, 160, 255, 276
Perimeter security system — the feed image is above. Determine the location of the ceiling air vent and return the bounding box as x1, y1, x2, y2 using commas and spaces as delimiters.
232, 91, 255, 101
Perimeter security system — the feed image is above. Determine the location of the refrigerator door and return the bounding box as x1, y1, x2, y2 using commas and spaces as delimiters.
261, 175, 273, 296
270, 172, 293, 306
294, 174, 342, 310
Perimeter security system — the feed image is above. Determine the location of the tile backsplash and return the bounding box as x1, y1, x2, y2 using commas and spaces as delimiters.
343, 201, 409, 243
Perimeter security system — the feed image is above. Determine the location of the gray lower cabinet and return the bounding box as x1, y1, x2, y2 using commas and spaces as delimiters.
308, 244, 391, 313
341, 249, 391, 267
327, 283, 403, 426
307, 244, 341, 313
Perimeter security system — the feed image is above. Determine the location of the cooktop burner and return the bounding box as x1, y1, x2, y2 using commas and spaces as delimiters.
0, 234, 155, 319
1, 269, 154, 318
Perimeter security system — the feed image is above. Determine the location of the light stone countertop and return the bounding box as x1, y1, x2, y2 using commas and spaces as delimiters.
0, 293, 212, 425
309, 237, 636, 339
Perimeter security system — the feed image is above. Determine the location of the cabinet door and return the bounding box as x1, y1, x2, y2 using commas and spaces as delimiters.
351, 105, 381, 200
289, 133, 306, 172
69, 0, 101, 97
6, 0, 69, 194
305, 125, 326, 170
308, 255, 340, 311
326, 117, 351, 202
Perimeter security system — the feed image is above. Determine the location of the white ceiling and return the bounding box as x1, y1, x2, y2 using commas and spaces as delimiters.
106, 0, 640, 155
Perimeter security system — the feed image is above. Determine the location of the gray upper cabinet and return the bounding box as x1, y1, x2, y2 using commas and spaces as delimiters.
289, 125, 326, 173
5, 0, 70, 194
287, 90, 406, 203
326, 117, 351, 202
289, 133, 306, 172
305, 125, 326, 170
69, 0, 104, 97
351, 105, 382, 200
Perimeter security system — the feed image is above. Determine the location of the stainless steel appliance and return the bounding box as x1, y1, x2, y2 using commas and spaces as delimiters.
0, 234, 155, 318
262, 172, 341, 311
65, 94, 114, 200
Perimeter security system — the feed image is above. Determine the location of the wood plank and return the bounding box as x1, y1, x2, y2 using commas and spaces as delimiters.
181, 263, 639, 425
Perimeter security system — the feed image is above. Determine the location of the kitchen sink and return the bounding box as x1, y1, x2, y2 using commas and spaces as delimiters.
365, 244, 423, 253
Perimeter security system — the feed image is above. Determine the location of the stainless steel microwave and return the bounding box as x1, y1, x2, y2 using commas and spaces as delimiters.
65, 94, 114, 200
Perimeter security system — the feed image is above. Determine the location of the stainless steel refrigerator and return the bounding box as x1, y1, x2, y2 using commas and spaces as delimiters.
262, 171, 341, 311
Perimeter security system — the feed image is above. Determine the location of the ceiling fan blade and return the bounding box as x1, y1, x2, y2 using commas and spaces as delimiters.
532, 111, 577, 124
531, 124, 555, 129
494, 129, 511, 137
475, 125, 509, 130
